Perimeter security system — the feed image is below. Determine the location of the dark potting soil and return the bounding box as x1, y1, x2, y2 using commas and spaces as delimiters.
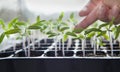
51, 48, 75, 50
40, 39, 54, 43
5, 39, 36, 52
34, 39, 54, 49
34, 43, 52, 48
35, 48, 48, 50
0, 51, 14, 58
14, 51, 27, 57
14, 50, 44, 57
56, 44, 75, 48
76, 51, 106, 57
107, 50, 120, 57
45, 51, 74, 57
30, 50, 44, 57
77, 48, 94, 50
103, 43, 119, 49
102, 40, 119, 49
5, 48, 14, 52
5, 44, 23, 52
78, 43, 91, 48
85, 51, 106, 57
76, 51, 83, 57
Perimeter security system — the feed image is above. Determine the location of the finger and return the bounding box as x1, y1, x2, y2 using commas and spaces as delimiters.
75, 6, 98, 30
79, 0, 101, 17
98, 3, 109, 22
114, 15, 120, 24
108, 5, 120, 21
79, 0, 96, 17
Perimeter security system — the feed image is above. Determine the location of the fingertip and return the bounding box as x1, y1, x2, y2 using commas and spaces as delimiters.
75, 6, 98, 33
108, 5, 120, 21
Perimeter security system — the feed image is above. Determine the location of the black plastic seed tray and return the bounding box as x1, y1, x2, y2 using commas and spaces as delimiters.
0, 39, 120, 72
0, 58, 120, 72
1, 39, 120, 57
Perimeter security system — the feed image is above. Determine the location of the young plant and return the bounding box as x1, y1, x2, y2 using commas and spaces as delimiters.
112, 25, 120, 48
98, 18, 115, 56
47, 12, 68, 56
26, 16, 47, 56
84, 26, 103, 55
0, 18, 23, 51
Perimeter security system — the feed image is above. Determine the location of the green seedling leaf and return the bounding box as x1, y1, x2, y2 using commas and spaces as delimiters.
8, 18, 18, 29
28, 25, 41, 29
99, 23, 108, 29
27, 30, 31, 35
73, 28, 84, 33
60, 27, 69, 32
40, 20, 46, 22
115, 31, 119, 39
5, 28, 20, 34
16, 36, 22, 40
57, 25, 61, 31
112, 27, 116, 32
63, 34, 68, 42
48, 19, 52, 22
13, 25, 20, 29
92, 21, 98, 28
70, 12, 74, 20
61, 22, 68, 26
77, 34, 85, 39
36, 16, 40, 22
0, 32, 5, 44
98, 38, 105, 46
109, 17, 115, 28
58, 12, 64, 22
87, 32, 95, 39
0, 19, 5, 30
40, 28, 44, 32
67, 18, 77, 25
66, 32, 77, 37
115, 25, 120, 39
46, 31, 54, 35
69, 13, 77, 25
97, 31, 106, 37
48, 33, 58, 38
42, 25, 47, 30
16, 22, 26, 26
35, 21, 44, 26
85, 28, 102, 35
103, 34, 109, 40
28, 22, 44, 29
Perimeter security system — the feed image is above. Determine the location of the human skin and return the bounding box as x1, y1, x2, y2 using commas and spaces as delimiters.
74, 0, 120, 32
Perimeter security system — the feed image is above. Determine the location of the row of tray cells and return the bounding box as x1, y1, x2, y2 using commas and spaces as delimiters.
0, 39, 120, 58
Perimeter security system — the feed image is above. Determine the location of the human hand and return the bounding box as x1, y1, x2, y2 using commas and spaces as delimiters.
74, 0, 120, 32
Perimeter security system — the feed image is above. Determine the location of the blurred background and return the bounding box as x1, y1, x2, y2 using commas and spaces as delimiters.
0, 0, 89, 22
0, 0, 89, 49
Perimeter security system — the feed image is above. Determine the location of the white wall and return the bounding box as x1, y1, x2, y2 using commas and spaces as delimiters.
0, 0, 89, 21
26, 0, 89, 15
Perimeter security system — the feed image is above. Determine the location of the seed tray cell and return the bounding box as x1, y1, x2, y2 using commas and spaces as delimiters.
51, 48, 75, 50
45, 51, 74, 57
1, 38, 120, 58
39, 39, 54, 43
14, 50, 44, 57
